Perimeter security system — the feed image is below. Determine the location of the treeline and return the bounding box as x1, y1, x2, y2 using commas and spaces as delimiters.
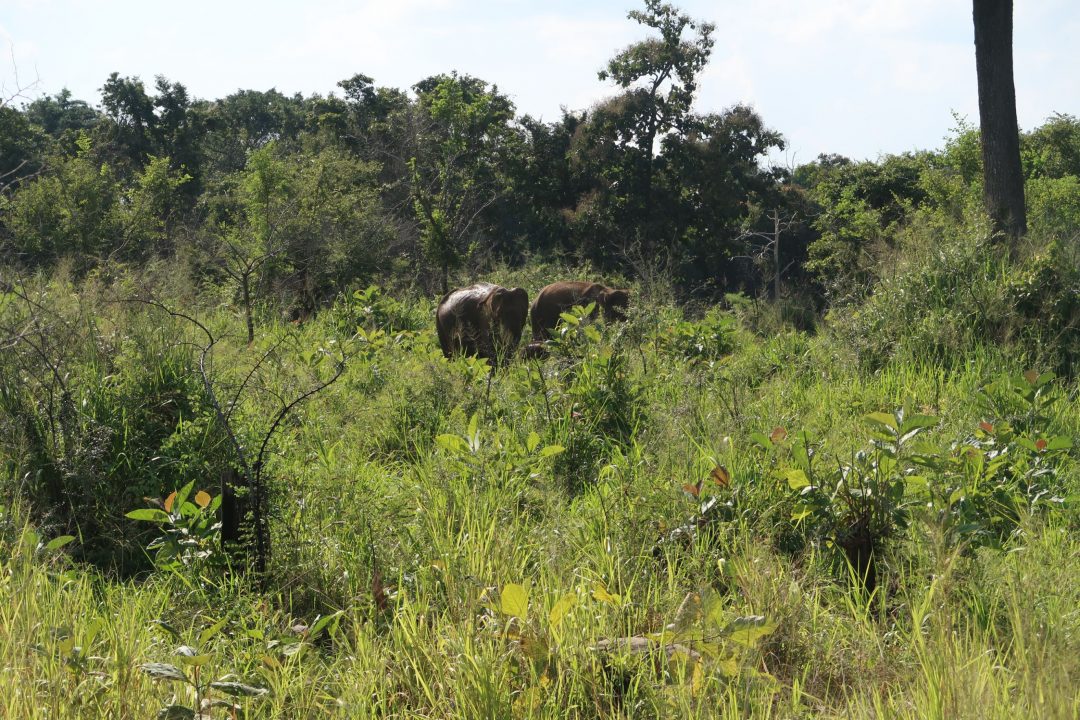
1, 1, 1079, 313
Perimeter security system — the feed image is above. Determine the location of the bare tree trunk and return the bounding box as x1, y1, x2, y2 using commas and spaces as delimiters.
241, 274, 255, 344
772, 210, 781, 299
973, 0, 1027, 243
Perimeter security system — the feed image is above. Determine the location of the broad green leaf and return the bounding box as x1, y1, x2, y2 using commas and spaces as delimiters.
716, 656, 740, 677
725, 615, 778, 648
864, 412, 898, 432
749, 432, 772, 450
310, 610, 343, 639
467, 413, 480, 452
198, 617, 228, 647
784, 469, 810, 491
210, 681, 269, 697
156, 705, 196, 720
1046, 436, 1073, 451
592, 583, 621, 605
792, 437, 811, 472
20, 528, 39, 552
540, 444, 565, 458
691, 661, 705, 696
526, 431, 540, 453
501, 583, 529, 620
435, 434, 467, 455
57, 636, 75, 656
702, 591, 725, 629
549, 593, 577, 629
140, 662, 188, 682
790, 505, 812, 522
126, 509, 170, 523
1035, 371, 1056, 387
44, 535, 75, 552
175, 480, 195, 509
904, 475, 929, 491
176, 653, 213, 666
899, 414, 938, 435
558, 312, 580, 326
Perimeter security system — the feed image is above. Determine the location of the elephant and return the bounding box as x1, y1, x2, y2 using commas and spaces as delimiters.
529, 281, 630, 341
436, 283, 530, 365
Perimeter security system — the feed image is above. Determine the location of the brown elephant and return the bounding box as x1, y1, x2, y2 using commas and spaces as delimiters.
436, 283, 530, 364
530, 281, 630, 341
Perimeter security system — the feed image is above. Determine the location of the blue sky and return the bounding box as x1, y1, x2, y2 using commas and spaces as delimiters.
2, 0, 1077, 163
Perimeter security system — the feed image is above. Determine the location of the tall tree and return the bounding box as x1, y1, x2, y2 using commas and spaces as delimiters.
973, 0, 1027, 241
409, 73, 518, 292
598, 0, 714, 241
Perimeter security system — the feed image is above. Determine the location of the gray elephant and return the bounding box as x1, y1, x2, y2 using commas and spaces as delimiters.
436, 283, 530, 365
529, 281, 630, 341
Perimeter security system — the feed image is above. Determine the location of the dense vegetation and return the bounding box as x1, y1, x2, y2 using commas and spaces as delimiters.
1, 2, 1078, 718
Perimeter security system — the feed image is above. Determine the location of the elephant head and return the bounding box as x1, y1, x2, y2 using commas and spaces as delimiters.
596, 287, 630, 322
436, 283, 529, 366
484, 285, 529, 360
529, 281, 631, 341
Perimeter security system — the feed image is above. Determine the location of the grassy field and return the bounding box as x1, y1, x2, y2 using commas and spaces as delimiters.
1, 256, 1078, 718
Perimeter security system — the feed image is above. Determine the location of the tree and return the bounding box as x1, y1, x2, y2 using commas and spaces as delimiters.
409, 73, 519, 292
0, 105, 43, 193
24, 89, 100, 139
598, 0, 715, 242
973, 0, 1027, 241
203, 141, 393, 333
659, 105, 786, 291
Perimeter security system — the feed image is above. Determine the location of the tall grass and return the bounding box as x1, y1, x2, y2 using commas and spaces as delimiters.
1, 234, 1077, 717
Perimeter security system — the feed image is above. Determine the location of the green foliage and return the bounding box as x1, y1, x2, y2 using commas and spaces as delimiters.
656, 307, 736, 363
140, 615, 268, 719
2, 25, 1080, 718
543, 304, 642, 493
2, 139, 190, 268
0, 267, 1078, 717
767, 410, 937, 590
409, 72, 520, 289
126, 482, 228, 580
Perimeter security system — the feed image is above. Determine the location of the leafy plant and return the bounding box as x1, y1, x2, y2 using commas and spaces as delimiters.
126, 482, 228, 579
774, 410, 938, 591
656, 309, 736, 364
912, 371, 1074, 547
141, 616, 268, 719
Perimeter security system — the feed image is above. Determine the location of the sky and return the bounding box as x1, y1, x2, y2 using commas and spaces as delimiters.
2, 0, 1077, 164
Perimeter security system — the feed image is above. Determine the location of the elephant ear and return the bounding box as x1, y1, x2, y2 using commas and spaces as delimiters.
601, 288, 630, 320
486, 287, 516, 320
509, 287, 528, 306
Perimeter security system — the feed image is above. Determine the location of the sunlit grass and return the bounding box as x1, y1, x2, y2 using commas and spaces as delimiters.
1, 272, 1077, 718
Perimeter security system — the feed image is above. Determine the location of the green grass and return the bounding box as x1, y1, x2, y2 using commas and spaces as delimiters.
1, 265, 1078, 718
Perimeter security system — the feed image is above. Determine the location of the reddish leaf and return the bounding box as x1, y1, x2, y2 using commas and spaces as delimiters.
682, 482, 702, 498
163, 491, 177, 514
1024, 369, 1039, 385
769, 426, 787, 443
1035, 438, 1047, 451
979, 421, 994, 433
710, 466, 731, 488
372, 567, 389, 612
